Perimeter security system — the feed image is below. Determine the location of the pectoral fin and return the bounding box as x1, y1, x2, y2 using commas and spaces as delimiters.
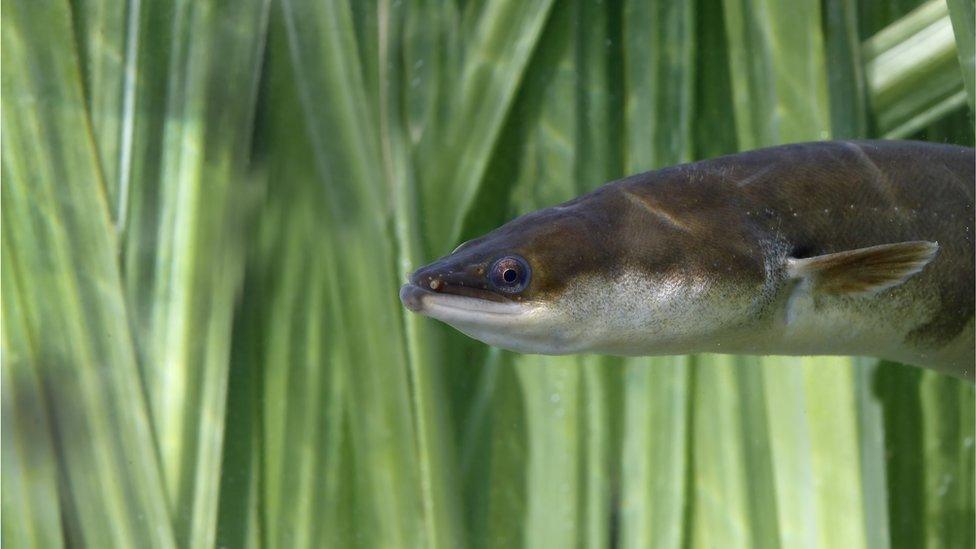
787, 241, 939, 296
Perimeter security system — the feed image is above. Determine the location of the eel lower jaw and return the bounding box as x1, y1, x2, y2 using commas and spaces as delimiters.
399, 283, 578, 354
399, 283, 532, 319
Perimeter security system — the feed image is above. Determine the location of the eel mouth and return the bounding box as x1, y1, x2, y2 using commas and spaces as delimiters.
399, 283, 526, 317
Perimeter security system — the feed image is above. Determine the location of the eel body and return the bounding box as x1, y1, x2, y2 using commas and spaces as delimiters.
400, 140, 975, 379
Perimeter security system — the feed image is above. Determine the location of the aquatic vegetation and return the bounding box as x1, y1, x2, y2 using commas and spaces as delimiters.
2, 0, 973, 547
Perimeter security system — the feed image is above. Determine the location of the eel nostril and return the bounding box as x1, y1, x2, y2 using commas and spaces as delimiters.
429, 279, 443, 291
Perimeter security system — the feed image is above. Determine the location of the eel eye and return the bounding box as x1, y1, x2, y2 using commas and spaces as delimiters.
489, 256, 531, 293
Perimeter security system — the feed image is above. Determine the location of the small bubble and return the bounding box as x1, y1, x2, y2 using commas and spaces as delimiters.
550, 393, 561, 403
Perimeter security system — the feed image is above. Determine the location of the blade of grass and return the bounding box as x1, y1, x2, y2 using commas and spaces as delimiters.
419, 0, 556, 255
401, 0, 459, 146
801, 359, 871, 548
1, 1, 174, 545
279, 0, 383, 216
575, 0, 622, 191
112, 2, 270, 546
760, 364, 818, 548
71, 0, 132, 221
694, 0, 739, 159
224, 52, 357, 544
721, 0, 830, 147
448, 348, 530, 548
853, 359, 893, 549
577, 355, 616, 549
278, 1, 428, 545
215, 239, 267, 549
466, 355, 530, 549
259, 195, 327, 549
858, 0, 927, 38
863, 0, 964, 137
920, 373, 976, 549
622, 0, 696, 171
516, 357, 583, 548
824, 0, 870, 138
618, 357, 691, 549
1, 242, 64, 549
246, 30, 365, 546
946, 0, 975, 108
875, 363, 927, 549
690, 356, 780, 549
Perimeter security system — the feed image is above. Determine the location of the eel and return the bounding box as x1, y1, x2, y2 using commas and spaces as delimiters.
399, 140, 975, 380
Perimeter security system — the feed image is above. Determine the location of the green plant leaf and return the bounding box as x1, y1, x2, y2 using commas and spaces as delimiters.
273, 2, 429, 546
419, 0, 556, 255
721, 0, 830, 148
109, 2, 269, 546
920, 373, 976, 548
864, 0, 966, 137
1, 259, 64, 549
824, 0, 871, 138
946, 0, 975, 108
2, 1, 174, 546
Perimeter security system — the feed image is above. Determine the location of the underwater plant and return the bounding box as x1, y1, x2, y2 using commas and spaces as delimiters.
3, 0, 973, 547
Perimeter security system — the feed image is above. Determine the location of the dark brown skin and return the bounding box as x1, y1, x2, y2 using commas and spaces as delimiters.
406, 140, 974, 376
654, 140, 975, 348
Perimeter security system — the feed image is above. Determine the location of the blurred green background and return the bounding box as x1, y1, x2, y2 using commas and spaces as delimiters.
3, 0, 975, 547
